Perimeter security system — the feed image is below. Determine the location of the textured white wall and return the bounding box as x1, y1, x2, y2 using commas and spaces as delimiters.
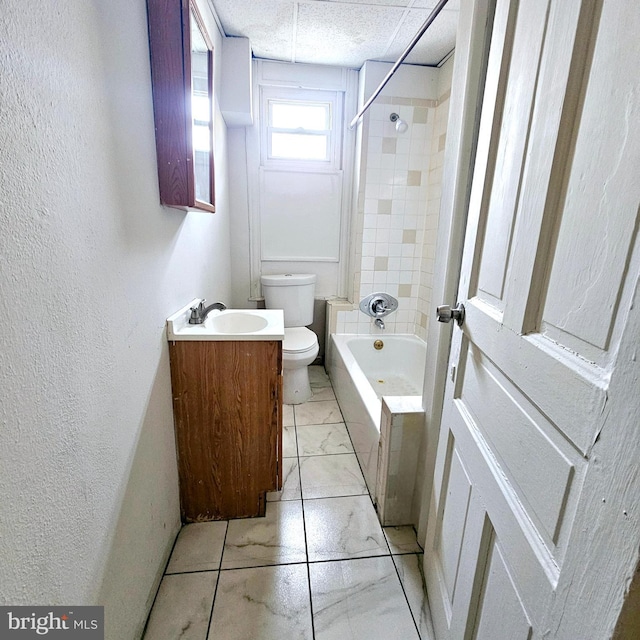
0, 1, 231, 638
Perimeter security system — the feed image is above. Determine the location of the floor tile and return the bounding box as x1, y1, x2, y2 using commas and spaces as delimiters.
209, 564, 313, 640
296, 423, 353, 456
310, 386, 336, 402
299, 454, 367, 499
383, 525, 423, 555
295, 400, 343, 426
165, 522, 227, 574
267, 458, 301, 502
221, 501, 306, 569
283, 404, 295, 427
145, 373, 436, 640
283, 426, 297, 458
304, 495, 388, 562
143, 572, 217, 640
393, 553, 435, 640
310, 556, 420, 640
309, 365, 331, 388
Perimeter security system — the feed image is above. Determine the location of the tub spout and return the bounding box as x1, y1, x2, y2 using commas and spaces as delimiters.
375, 318, 385, 330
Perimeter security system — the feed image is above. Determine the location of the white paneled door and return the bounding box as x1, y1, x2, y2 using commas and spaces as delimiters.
425, 0, 640, 639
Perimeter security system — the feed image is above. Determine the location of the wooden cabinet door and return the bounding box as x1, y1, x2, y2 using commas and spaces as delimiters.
169, 340, 280, 521
276, 351, 283, 491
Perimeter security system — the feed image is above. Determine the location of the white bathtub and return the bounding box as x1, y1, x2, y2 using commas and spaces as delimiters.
328, 334, 427, 502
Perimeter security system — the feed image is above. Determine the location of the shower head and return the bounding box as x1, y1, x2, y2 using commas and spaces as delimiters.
389, 112, 408, 133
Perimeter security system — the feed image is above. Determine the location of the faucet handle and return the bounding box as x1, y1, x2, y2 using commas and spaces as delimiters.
359, 292, 398, 320
189, 299, 206, 321
371, 298, 389, 316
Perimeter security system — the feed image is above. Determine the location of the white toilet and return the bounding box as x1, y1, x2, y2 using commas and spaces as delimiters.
261, 273, 319, 405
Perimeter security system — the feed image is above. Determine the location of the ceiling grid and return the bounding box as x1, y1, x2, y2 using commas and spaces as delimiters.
210, 0, 458, 68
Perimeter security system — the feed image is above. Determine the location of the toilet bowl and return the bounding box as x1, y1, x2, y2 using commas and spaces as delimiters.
260, 274, 319, 405
282, 327, 320, 404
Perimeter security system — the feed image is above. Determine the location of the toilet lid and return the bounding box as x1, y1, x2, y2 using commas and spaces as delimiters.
283, 327, 318, 354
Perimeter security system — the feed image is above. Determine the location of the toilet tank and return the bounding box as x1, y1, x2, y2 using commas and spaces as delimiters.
261, 274, 316, 327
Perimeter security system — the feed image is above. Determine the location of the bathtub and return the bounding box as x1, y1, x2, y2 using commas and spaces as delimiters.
328, 334, 427, 507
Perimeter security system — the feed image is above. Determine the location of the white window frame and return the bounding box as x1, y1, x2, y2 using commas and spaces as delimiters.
260, 86, 343, 173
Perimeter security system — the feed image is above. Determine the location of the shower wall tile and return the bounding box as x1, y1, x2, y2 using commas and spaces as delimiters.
382, 137, 397, 154
403, 229, 417, 244
378, 199, 392, 214
413, 107, 429, 124
416, 92, 451, 340
338, 78, 451, 337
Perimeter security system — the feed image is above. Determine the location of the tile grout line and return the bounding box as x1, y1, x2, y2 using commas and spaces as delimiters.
295, 381, 370, 507
328, 379, 375, 511
285, 451, 355, 458
205, 521, 229, 639
303, 373, 381, 638
294, 400, 317, 640
204, 570, 222, 640
162, 549, 424, 574
295, 420, 345, 427
140, 523, 185, 638
144, 370, 424, 638
324, 369, 423, 638
390, 551, 427, 640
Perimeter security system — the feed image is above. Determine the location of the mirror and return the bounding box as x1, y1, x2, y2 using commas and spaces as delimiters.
189, 3, 215, 209
147, 0, 215, 212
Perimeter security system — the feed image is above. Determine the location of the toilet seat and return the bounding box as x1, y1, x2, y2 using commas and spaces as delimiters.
283, 327, 318, 354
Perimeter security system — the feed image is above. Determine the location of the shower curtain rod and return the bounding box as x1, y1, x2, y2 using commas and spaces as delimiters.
348, 0, 450, 129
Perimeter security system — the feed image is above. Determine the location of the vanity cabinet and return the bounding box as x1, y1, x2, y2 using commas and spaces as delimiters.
147, 0, 215, 212
168, 340, 283, 521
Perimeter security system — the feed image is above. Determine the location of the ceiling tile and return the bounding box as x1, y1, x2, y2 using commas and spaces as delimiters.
212, 0, 295, 62
412, 0, 460, 9
210, 0, 458, 69
295, 2, 404, 67
383, 8, 458, 65
319, 0, 411, 6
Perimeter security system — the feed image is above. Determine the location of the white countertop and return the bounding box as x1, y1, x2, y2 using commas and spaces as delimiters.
167, 300, 284, 342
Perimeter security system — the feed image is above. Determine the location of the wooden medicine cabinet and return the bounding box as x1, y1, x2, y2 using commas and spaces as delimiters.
147, 0, 216, 212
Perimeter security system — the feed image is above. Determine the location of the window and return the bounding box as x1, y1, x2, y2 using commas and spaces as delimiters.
260, 87, 342, 171
268, 100, 331, 161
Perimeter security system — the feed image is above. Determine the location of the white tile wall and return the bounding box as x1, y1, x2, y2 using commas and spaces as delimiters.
336, 86, 451, 337
416, 90, 451, 338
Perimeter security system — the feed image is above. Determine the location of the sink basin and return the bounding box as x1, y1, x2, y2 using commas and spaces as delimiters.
206, 311, 269, 334
166, 301, 284, 342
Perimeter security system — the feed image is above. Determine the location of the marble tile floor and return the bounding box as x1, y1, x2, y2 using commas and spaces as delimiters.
143, 366, 434, 640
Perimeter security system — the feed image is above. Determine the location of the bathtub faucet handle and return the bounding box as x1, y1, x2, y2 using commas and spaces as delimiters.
359, 292, 398, 320
371, 298, 389, 315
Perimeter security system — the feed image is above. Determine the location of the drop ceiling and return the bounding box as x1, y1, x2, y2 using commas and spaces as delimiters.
208, 0, 459, 69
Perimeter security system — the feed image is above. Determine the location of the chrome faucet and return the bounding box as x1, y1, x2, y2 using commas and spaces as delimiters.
359, 292, 398, 321
188, 299, 227, 324
371, 298, 390, 315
